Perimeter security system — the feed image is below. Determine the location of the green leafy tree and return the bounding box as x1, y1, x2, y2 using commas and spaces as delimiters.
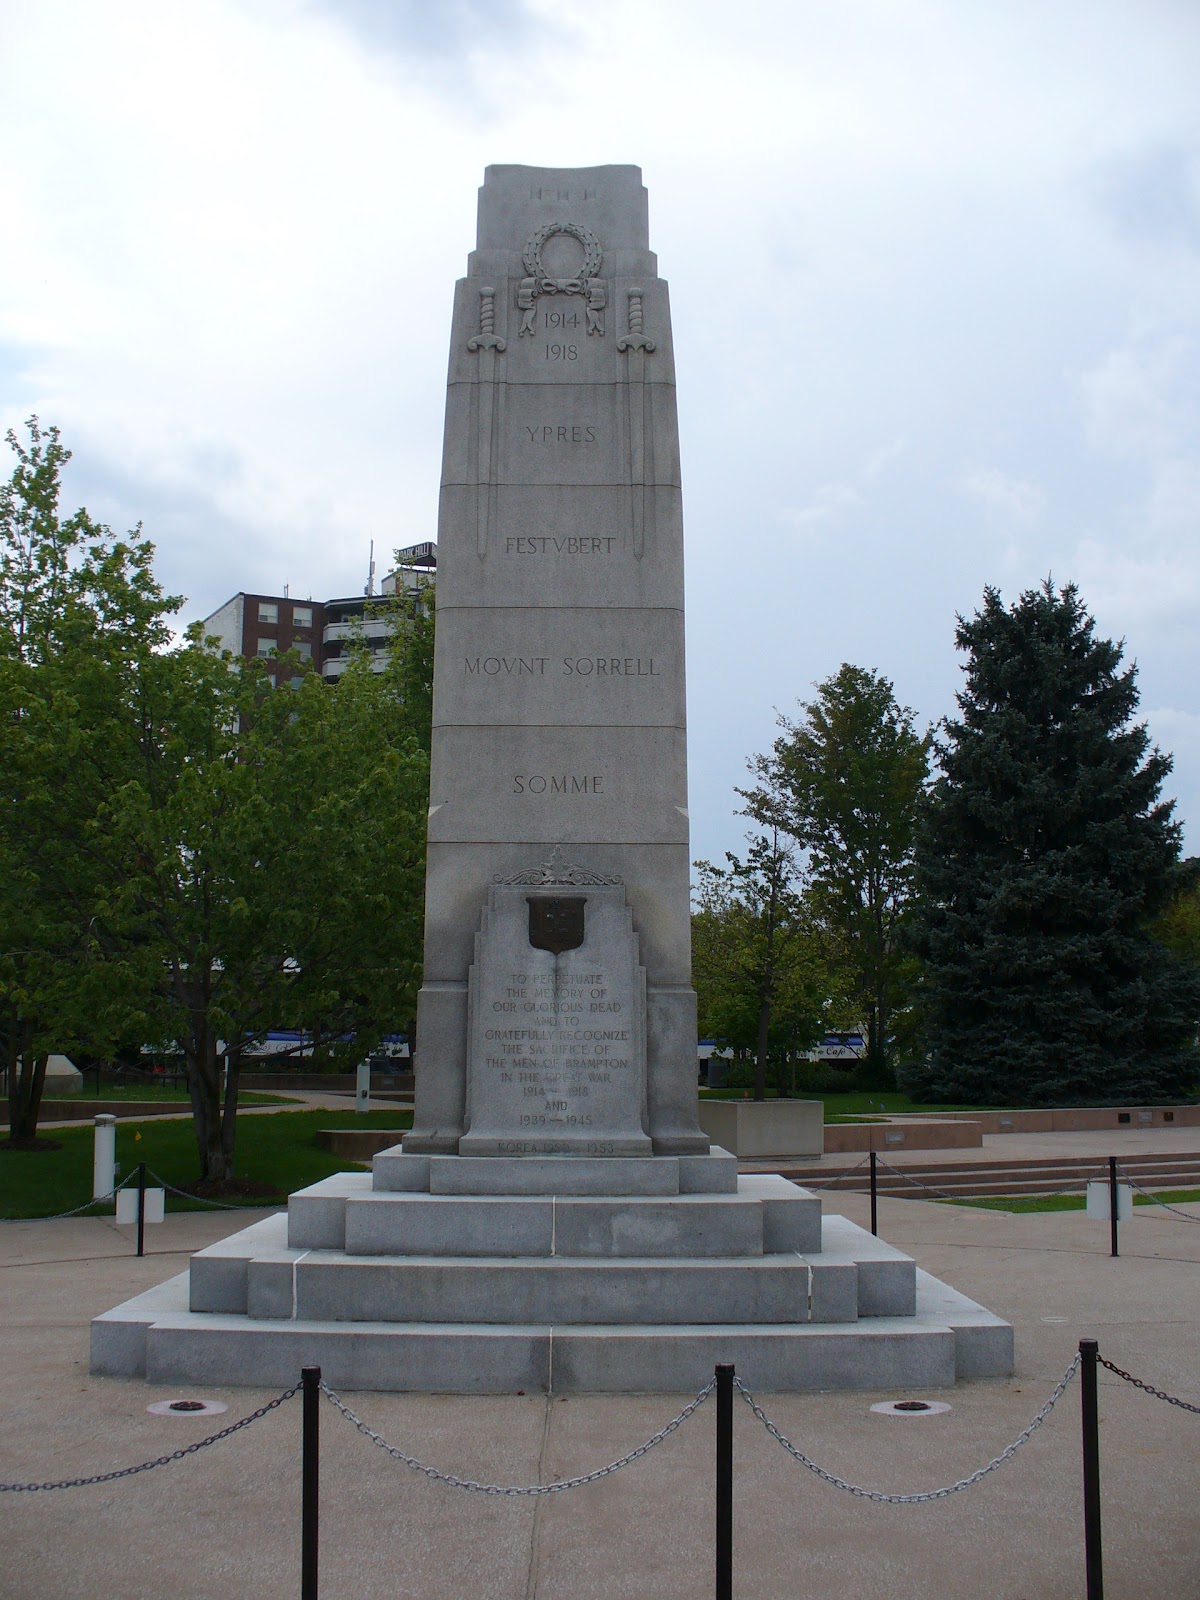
742, 664, 930, 1082
101, 636, 430, 1184
0, 419, 179, 1146
692, 831, 827, 1100
1150, 858, 1200, 977
908, 581, 1199, 1105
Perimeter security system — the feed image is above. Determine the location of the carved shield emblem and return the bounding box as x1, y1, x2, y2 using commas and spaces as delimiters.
528, 896, 586, 955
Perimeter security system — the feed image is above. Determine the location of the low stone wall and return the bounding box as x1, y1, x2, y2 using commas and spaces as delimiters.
8, 1101, 189, 1124
936, 1105, 1200, 1134
240, 1072, 415, 1093
823, 1120, 983, 1154
697, 1099, 823, 1158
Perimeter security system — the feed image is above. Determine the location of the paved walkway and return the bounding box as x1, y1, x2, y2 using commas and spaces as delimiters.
2, 1139, 1199, 1598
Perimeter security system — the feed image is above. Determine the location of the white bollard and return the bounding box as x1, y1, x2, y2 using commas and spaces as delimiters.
356, 1059, 371, 1115
93, 1114, 116, 1199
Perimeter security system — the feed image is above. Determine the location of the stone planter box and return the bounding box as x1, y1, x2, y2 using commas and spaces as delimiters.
696, 1099, 823, 1159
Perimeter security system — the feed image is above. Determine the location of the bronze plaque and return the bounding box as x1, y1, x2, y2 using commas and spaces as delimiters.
528, 895, 586, 955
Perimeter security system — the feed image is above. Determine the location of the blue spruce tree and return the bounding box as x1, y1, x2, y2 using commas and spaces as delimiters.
909, 581, 1199, 1105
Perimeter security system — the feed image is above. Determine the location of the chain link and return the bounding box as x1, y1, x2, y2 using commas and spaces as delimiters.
800, 1154, 873, 1186
0, 1173, 137, 1225
320, 1377, 714, 1495
733, 1356, 1081, 1504
148, 1169, 284, 1211
0, 1385, 300, 1493
1124, 1178, 1200, 1223
874, 1156, 1109, 1205
1097, 1357, 1200, 1415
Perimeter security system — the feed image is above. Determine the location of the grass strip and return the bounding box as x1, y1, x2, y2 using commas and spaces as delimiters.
0, 1108, 413, 1219
940, 1189, 1200, 1214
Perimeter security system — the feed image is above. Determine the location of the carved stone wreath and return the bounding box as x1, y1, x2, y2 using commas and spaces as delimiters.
522, 221, 603, 283
495, 844, 622, 887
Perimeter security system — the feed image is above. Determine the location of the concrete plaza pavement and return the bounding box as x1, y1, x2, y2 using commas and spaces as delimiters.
1, 1143, 1198, 1599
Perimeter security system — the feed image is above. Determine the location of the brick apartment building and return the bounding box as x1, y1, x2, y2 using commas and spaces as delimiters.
202, 541, 435, 679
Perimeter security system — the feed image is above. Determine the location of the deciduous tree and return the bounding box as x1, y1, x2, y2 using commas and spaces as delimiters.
742, 664, 930, 1081
692, 831, 827, 1100
0, 419, 179, 1145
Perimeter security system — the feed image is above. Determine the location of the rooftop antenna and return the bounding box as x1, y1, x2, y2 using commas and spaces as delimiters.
365, 539, 376, 598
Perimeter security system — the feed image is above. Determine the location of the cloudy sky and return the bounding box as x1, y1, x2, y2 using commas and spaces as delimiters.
3, 0, 1199, 866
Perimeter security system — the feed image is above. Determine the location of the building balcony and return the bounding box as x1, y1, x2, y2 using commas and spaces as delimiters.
322, 618, 392, 645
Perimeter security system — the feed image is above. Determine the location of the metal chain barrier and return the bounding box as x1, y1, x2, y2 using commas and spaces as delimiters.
0, 1385, 300, 1493
1124, 1176, 1200, 1223
874, 1155, 1109, 1205
1097, 1356, 1200, 1415
0, 1172, 137, 1224
733, 1355, 1081, 1504
320, 1376, 715, 1495
148, 1169, 284, 1212
802, 1154, 872, 1186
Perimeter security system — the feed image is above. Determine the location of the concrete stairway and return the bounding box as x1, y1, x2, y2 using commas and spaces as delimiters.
794, 1150, 1200, 1201
91, 1146, 1013, 1393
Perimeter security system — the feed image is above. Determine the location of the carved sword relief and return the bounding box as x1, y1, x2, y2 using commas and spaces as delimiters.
467, 286, 506, 558
618, 287, 657, 559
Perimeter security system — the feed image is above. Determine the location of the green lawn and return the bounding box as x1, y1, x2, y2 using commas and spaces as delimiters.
941, 1189, 1200, 1214
0, 1107, 413, 1219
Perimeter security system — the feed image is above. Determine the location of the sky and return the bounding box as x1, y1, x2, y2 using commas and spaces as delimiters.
2, 0, 1199, 868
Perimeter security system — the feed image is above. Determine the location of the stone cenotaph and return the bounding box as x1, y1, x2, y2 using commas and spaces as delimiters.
405, 163, 707, 1161
91, 169, 1014, 1393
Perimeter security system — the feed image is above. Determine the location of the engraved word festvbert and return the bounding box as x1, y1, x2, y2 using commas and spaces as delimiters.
504, 536, 615, 555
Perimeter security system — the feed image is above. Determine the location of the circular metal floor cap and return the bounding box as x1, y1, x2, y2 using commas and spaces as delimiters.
147, 1398, 229, 1418
870, 1398, 952, 1418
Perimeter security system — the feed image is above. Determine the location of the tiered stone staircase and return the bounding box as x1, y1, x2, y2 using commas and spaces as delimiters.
799, 1150, 1200, 1202
91, 1147, 1013, 1392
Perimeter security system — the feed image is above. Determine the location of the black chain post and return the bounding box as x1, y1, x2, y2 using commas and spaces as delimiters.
1080, 1339, 1104, 1599
1108, 1157, 1119, 1258
302, 1366, 320, 1600
715, 1364, 734, 1600
136, 1161, 147, 1258
869, 1150, 878, 1236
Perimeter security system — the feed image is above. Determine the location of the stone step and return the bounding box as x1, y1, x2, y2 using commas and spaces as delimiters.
371, 1148, 741, 1197
287, 1170, 822, 1255
276, 1252, 851, 1327
819, 1216, 917, 1317
92, 1268, 1012, 1392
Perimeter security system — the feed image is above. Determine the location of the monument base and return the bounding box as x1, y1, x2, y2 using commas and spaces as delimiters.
91, 1146, 1014, 1392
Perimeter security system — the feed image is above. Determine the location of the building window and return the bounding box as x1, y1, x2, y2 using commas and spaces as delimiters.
258, 601, 279, 624
294, 640, 312, 660
292, 606, 313, 629
257, 637, 277, 656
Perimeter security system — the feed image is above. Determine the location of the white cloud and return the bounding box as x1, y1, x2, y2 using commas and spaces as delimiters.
779, 483, 864, 530
3, 0, 1200, 854
864, 437, 907, 480
960, 467, 1045, 525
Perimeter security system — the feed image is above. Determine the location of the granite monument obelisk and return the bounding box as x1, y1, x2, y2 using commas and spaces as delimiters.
91, 168, 1015, 1390
406, 165, 708, 1157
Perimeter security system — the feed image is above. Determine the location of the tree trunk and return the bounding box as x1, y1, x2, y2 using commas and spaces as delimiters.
7, 1044, 48, 1144
185, 1035, 229, 1183
754, 999, 770, 1101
